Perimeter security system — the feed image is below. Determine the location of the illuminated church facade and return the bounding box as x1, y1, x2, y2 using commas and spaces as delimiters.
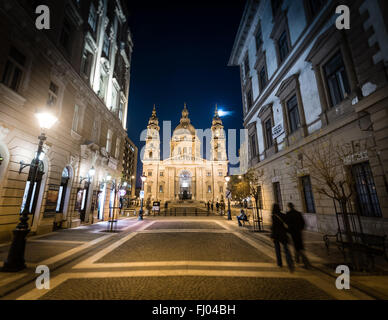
142, 104, 228, 203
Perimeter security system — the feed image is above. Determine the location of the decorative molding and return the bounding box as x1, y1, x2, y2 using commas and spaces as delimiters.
0, 124, 10, 140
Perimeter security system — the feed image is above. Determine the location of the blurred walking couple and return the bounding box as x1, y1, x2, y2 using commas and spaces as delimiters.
270, 202, 311, 272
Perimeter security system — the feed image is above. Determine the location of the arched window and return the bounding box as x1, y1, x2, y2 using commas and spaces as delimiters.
149, 151, 153, 158
56, 167, 70, 213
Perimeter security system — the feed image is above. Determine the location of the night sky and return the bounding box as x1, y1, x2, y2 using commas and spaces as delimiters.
125, 1, 246, 183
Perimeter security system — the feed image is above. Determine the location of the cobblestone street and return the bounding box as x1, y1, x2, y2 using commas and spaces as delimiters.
1, 215, 387, 300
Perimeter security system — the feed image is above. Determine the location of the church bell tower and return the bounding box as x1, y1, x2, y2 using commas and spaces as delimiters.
144, 105, 160, 161
211, 105, 227, 161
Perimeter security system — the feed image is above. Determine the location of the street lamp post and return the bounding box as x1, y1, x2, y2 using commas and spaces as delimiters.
2, 111, 57, 272
139, 175, 147, 220
225, 176, 232, 221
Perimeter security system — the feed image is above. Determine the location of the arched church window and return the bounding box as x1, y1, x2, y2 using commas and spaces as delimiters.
149, 151, 153, 158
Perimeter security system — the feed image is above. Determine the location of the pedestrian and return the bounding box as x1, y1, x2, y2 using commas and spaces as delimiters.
285, 203, 311, 269
207, 201, 210, 211
211, 202, 214, 211
216, 201, 220, 212
236, 209, 247, 227
270, 203, 294, 272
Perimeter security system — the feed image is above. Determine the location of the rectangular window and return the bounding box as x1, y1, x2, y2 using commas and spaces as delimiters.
250, 133, 257, 158
160, 172, 164, 177
111, 86, 119, 113
60, 19, 72, 51
72, 105, 79, 132
273, 182, 283, 211
219, 186, 223, 193
287, 95, 300, 134
278, 31, 289, 63
119, 100, 125, 121
246, 89, 253, 111
208, 186, 212, 193
148, 171, 152, 177
159, 185, 163, 193
103, 33, 110, 56
255, 23, 263, 50
259, 66, 267, 91
324, 51, 350, 107
264, 118, 273, 148
106, 129, 113, 153
47, 82, 59, 108
301, 176, 316, 213
88, 3, 97, 32
351, 162, 382, 217
81, 49, 93, 78
147, 186, 151, 193
115, 138, 121, 159
1, 46, 26, 92
207, 172, 211, 177
244, 56, 250, 79
218, 171, 223, 176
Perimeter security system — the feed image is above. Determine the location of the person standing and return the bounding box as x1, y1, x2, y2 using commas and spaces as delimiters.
270, 203, 294, 272
285, 203, 311, 269
216, 201, 220, 213
211, 202, 214, 212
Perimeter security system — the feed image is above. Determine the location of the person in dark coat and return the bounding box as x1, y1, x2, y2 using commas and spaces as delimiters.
216, 202, 220, 212
285, 203, 311, 269
211, 202, 214, 211
271, 203, 294, 271
207, 201, 210, 211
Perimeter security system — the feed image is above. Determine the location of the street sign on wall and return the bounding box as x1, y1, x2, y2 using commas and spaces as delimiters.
272, 123, 284, 140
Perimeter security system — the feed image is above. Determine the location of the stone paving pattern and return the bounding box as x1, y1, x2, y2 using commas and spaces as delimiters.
145, 221, 225, 230
0, 242, 79, 263
38, 276, 334, 300
97, 232, 273, 263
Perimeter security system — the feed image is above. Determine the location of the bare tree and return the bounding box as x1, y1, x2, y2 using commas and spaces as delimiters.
286, 137, 375, 268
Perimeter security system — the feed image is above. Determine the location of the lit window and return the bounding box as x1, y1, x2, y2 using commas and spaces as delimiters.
72, 105, 79, 132
106, 129, 113, 153
115, 138, 121, 159
159, 185, 163, 193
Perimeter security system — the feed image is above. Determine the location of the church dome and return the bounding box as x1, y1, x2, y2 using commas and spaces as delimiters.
172, 104, 196, 137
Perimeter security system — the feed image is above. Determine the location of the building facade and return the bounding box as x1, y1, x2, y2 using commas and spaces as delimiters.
0, 0, 134, 241
142, 105, 229, 203
122, 135, 138, 198
229, 0, 388, 234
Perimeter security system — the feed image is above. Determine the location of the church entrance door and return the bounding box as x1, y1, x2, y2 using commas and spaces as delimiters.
179, 171, 192, 200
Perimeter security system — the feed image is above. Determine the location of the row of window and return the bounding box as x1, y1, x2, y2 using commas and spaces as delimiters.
148, 185, 225, 194
146, 171, 225, 177
249, 49, 351, 161
261, 162, 382, 218
244, 0, 328, 113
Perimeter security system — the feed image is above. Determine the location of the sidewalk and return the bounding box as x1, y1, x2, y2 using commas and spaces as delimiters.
222, 216, 388, 299
0, 217, 139, 298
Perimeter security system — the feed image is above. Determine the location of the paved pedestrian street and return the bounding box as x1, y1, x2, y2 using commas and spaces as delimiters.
0, 216, 387, 300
